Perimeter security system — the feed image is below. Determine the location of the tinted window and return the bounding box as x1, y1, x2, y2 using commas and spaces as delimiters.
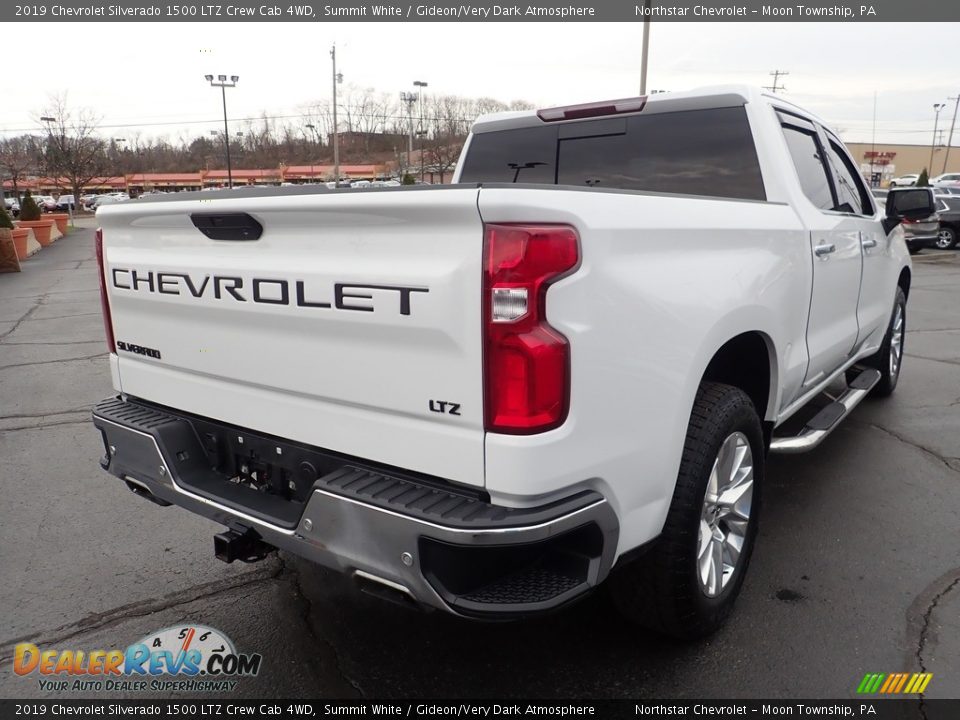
781, 125, 834, 210
825, 140, 872, 215
556, 108, 765, 200
459, 107, 766, 201
459, 126, 556, 184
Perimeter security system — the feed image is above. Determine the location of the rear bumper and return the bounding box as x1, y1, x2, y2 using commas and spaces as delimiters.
92, 396, 619, 618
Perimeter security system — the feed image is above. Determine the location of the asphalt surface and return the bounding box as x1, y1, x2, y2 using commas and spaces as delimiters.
1, 224, 958, 700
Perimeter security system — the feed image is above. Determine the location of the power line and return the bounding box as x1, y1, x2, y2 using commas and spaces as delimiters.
763, 70, 789, 94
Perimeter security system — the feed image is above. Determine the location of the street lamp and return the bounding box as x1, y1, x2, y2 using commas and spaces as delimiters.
413, 80, 428, 181
930, 102, 945, 177
205, 73, 239, 188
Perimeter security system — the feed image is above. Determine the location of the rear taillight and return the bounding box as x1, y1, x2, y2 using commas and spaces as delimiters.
95, 228, 116, 353
483, 223, 579, 434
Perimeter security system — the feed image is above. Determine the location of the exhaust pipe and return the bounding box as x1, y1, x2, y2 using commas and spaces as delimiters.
214, 527, 272, 564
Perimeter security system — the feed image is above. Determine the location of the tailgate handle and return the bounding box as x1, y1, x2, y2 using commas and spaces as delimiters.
191, 213, 263, 241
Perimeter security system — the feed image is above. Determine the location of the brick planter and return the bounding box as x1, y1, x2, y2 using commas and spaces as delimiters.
11, 228, 31, 260
0, 229, 22, 272
17, 219, 55, 246
49, 213, 70, 235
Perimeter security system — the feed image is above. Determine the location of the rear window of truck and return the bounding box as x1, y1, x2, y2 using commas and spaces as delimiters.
460, 106, 766, 201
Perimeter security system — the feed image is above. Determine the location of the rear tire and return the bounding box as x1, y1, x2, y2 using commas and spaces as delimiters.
609, 382, 763, 639
936, 227, 957, 250
864, 287, 907, 397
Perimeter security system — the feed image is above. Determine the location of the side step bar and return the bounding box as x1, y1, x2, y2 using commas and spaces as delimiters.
770, 368, 881, 454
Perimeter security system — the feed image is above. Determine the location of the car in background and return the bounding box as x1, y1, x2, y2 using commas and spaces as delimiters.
934, 194, 960, 249
930, 173, 960, 188
3, 196, 20, 218
55, 195, 76, 212
91, 194, 130, 211
888, 187, 939, 253
889, 174, 919, 187
935, 185, 960, 196
32, 195, 56, 212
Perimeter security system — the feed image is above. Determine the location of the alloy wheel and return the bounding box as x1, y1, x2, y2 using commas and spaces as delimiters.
698, 431, 754, 598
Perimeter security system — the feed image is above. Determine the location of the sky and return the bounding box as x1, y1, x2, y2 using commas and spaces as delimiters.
3, 21, 959, 146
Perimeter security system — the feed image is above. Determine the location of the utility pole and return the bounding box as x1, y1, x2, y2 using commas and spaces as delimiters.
330, 44, 342, 187
639, 0, 652, 95
930, 103, 945, 176
942, 95, 960, 174
414, 80, 428, 182
763, 70, 789, 94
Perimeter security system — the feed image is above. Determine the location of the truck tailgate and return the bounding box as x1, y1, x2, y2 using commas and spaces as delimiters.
97, 188, 486, 487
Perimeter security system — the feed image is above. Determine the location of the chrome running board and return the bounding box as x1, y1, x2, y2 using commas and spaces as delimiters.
769, 368, 881, 454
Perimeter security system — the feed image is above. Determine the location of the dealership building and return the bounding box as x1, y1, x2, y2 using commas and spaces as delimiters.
844, 142, 960, 184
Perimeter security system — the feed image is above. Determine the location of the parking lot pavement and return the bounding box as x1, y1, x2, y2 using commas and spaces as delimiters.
1, 232, 958, 700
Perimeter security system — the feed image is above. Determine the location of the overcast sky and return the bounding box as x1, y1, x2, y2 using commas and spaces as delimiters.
3, 21, 958, 146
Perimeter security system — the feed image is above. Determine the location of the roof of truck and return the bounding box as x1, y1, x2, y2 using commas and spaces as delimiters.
471, 85, 835, 136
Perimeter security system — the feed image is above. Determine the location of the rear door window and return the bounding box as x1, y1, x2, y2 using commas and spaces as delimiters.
779, 120, 835, 211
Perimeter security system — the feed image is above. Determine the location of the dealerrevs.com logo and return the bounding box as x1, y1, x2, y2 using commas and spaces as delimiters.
13, 624, 262, 693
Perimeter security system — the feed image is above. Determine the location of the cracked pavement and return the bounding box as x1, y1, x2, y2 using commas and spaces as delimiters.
1, 226, 958, 700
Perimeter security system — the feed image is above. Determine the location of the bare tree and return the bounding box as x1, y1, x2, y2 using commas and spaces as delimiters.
37, 95, 110, 203
423, 134, 464, 184
0, 136, 38, 202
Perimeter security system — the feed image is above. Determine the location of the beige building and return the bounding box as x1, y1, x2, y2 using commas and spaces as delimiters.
845, 142, 960, 184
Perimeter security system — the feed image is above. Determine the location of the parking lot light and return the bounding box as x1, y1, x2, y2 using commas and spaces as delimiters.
205, 74, 239, 188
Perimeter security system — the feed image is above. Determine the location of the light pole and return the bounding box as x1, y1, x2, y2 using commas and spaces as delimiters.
929, 102, 945, 177
330, 45, 343, 187
414, 80, 428, 181
204, 74, 239, 188
639, 0, 652, 94
942, 96, 960, 174
39, 116, 56, 200
400, 91, 417, 177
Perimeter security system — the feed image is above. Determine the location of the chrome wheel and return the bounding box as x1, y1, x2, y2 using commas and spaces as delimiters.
890, 301, 904, 378
698, 431, 754, 598
936, 228, 955, 250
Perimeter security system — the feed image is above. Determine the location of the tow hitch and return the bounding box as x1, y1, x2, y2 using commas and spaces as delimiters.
214, 526, 272, 564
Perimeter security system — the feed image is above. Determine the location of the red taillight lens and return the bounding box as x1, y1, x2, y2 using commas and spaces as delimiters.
483, 224, 579, 434
95, 228, 116, 354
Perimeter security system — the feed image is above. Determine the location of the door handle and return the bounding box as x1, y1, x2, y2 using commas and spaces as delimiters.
861, 237, 878, 249
814, 243, 837, 257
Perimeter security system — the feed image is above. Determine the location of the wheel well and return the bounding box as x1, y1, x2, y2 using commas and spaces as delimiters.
702, 332, 772, 422
898, 267, 911, 300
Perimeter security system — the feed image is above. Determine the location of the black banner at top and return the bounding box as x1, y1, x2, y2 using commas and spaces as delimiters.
1, 699, 959, 720
4, 0, 960, 23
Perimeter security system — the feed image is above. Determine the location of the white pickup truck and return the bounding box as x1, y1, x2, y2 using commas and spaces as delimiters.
92, 86, 930, 638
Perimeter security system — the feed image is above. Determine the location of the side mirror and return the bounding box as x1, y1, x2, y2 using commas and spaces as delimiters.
884, 187, 936, 233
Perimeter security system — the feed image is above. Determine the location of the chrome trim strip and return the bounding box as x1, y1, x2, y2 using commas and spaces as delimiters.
353, 570, 414, 597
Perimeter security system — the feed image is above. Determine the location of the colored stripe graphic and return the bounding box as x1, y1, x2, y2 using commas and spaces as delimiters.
857, 672, 932, 694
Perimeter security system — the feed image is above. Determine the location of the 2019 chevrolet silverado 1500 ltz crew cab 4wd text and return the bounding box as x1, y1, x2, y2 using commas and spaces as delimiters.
92, 87, 927, 638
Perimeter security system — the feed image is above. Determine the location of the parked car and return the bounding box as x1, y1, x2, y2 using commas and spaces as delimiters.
889, 174, 919, 187
55, 195, 76, 212
33, 195, 56, 212
929, 173, 960, 188
93, 86, 917, 638
888, 187, 939, 253
3, 197, 20, 218
934, 194, 960, 249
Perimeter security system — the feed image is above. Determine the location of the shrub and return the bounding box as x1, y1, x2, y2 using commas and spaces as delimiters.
917, 169, 930, 187
0, 204, 13, 230
402, 173, 415, 185
20, 191, 41, 221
